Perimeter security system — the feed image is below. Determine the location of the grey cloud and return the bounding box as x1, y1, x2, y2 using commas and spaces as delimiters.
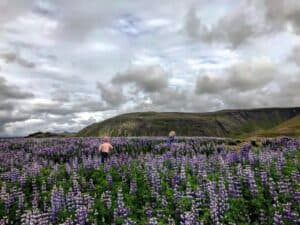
27, 103, 76, 116
194, 59, 300, 109
26, 99, 107, 117
72, 99, 108, 113
220, 76, 300, 109
52, 0, 127, 41
220, 90, 271, 109
195, 75, 223, 94
0, 0, 35, 24
185, 8, 211, 42
0, 75, 34, 134
127, 88, 188, 112
185, 6, 262, 48
276, 75, 300, 105
262, 0, 300, 34
184, 0, 300, 48
214, 11, 258, 48
50, 84, 71, 102
51, 0, 192, 41
51, 91, 70, 103
0, 110, 31, 136
0, 52, 35, 68
196, 59, 276, 94
0, 111, 30, 125
93, 65, 172, 112
96, 82, 125, 107
227, 60, 275, 91
0, 102, 14, 111
2, 113, 89, 137
0, 76, 34, 100
128, 88, 222, 113
112, 66, 169, 93
148, 89, 188, 110
288, 45, 300, 65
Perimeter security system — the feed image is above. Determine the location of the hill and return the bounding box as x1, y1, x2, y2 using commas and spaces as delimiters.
77, 107, 300, 137
26, 132, 75, 138
254, 115, 300, 137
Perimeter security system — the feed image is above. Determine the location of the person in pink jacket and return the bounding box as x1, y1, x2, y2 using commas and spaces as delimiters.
98, 136, 113, 163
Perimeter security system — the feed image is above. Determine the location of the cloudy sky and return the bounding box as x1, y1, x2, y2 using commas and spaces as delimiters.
0, 0, 300, 136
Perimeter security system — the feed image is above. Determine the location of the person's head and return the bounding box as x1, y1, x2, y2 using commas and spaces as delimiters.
169, 130, 176, 137
103, 136, 110, 143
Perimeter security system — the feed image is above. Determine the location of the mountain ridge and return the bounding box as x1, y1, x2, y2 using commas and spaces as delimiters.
77, 107, 300, 138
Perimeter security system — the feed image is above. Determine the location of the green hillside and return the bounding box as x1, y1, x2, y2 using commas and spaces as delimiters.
254, 115, 300, 137
77, 107, 300, 137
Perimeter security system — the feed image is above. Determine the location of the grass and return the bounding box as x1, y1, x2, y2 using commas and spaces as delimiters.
253, 115, 300, 138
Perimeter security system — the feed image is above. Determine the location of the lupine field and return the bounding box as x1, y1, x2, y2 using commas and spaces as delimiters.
0, 137, 299, 225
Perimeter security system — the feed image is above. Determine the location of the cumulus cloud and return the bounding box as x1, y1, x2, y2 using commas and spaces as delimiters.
96, 82, 125, 107
185, 4, 265, 48
194, 58, 300, 109
196, 59, 276, 94
184, 0, 300, 47
112, 66, 169, 93
261, 0, 300, 33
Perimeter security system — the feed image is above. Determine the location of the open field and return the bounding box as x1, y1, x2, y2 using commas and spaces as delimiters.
0, 137, 299, 224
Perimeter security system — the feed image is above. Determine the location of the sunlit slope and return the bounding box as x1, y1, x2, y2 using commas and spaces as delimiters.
77, 107, 300, 137
255, 115, 300, 137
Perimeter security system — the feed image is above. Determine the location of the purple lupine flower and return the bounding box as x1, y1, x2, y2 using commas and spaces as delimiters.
18, 191, 25, 211
21, 209, 49, 225
107, 175, 113, 189
50, 185, 65, 222
113, 188, 129, 221
145, 206, 153, 218
226, 170, 237, 198
81, 177, 87, 191
273, 211, 283, 225
168, 216, 175, 225
83, 193, 94, 212
60, 218, 73, 225
101, 190, 112, 209
130, 180, 137, 195
20, 173, 27, 187
259, 209, 267, 225
180, 211, 199, 225
123, 218, 136, 225
218, 176, 229, 214
240, 144, 251, 163
207, 180, 220, 225
283, 203, 293, 221
243, 166, 258, 197
268, 177, 278, 202
147, 217, 158, 225
89, 179, 95, 192
260, 170, 268, 187
76, 206, 88, 225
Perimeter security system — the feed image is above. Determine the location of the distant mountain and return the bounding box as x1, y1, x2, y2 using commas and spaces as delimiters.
77, 107, 300, 138
26, 131, 75, 138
